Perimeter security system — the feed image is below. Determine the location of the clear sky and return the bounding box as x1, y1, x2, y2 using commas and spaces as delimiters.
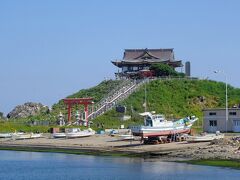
1, 0, 240, 115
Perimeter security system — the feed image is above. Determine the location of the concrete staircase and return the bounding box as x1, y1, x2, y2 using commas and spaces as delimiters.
87, 79, 145, 120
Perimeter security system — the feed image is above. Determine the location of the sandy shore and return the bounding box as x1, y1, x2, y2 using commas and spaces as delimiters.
1, 134, 240, 161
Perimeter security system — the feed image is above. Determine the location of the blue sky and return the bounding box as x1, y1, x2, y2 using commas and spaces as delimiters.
1, 0, 240, 115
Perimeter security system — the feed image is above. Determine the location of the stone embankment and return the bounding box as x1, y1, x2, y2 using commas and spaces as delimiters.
165, 138, 240, 160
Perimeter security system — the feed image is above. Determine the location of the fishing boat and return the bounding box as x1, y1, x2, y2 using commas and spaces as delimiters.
187, 132, 224, 143
31, 133, 43, 139
65, 128, 95, 138
131, 112, 198, 138
116, 134, 135, 141
52, 132, 66, 138
12, 133, 32, 140
11, 132, 43, 140
0, 133, 12, 138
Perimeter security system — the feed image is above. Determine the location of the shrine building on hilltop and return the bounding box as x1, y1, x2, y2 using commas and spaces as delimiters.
111, 48, 183, 79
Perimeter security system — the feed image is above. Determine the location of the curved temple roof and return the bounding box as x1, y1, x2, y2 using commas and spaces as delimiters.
112, 48, 183, 68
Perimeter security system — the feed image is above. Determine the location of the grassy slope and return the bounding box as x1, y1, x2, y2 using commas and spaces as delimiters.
92, 79, 240, 129
0, 121, 50, 133
2, 79, 240, 132
51, 79, 124, 116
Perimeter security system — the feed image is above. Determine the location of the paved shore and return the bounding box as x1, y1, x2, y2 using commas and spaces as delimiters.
0, 134, 240, 161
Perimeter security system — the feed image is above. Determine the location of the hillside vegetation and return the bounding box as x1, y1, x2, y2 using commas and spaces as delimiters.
50, 80, 124, 115
3, 78, 240, 132
92, 79, 240, 129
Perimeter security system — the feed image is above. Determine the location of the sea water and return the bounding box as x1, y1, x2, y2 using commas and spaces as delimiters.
0, 150, 239, 180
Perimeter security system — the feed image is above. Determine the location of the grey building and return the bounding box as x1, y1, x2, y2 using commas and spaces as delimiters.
203, 108, 240, 133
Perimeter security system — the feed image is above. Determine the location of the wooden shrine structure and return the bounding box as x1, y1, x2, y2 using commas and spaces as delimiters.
112, 48, 183, 79
63, 98, 94, 126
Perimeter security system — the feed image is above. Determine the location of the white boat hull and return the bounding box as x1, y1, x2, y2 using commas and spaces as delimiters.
187, 134, 225, 143
12, 133, 32, 140
0, 133, 12, 138
52, 133, 66, 138
31, 133, 43, 138
132, 125, 192, 137
116, 134, 135, 141
66, 130, 95, 138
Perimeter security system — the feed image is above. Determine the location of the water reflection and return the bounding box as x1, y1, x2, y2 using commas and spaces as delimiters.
0, 150, 240, 180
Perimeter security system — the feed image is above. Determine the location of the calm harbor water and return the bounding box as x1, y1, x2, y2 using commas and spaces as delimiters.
0, 150, 240, 180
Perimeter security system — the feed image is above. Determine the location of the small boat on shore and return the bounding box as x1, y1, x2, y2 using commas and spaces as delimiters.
116, 134, 135, 141
187, 132, 224, 143
52, 132, 66, 138
31, 133, 43, 139
12, 133, 32, 140
11, 132, 43, 140
66, 128, 95, 138
0, 133, 12, 138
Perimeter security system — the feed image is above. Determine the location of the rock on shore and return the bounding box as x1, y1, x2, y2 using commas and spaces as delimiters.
7, 102, 49, 119
165, 138, 240, 160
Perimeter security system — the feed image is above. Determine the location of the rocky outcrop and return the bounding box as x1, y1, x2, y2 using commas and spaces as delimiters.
7, 102, 49, 119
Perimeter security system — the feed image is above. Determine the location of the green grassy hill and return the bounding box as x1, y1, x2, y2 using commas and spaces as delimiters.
2, 78, 240, 132
91, 79, 240, 129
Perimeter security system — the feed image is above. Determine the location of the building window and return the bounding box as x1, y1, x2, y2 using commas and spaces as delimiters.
122, 67, 128, 72
133, 66, 138, 71
209, 120, 217, 126
128, 66, 133, 71
143, 66, 149, 70
233, 120, 240, 126
209, 112, 216, 116
229, 112, 237, 116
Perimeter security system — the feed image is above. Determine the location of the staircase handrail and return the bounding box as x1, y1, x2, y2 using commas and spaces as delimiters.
87, 79, 145, 119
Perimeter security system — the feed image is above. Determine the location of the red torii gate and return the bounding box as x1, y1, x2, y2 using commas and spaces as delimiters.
63, 98, 94, 126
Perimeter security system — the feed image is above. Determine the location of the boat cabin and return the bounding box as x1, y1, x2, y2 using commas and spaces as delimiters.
144, 114, 173, 127
65, 128, 81, 133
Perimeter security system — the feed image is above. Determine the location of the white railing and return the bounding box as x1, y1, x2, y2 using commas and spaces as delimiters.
87, 79, 145, 120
